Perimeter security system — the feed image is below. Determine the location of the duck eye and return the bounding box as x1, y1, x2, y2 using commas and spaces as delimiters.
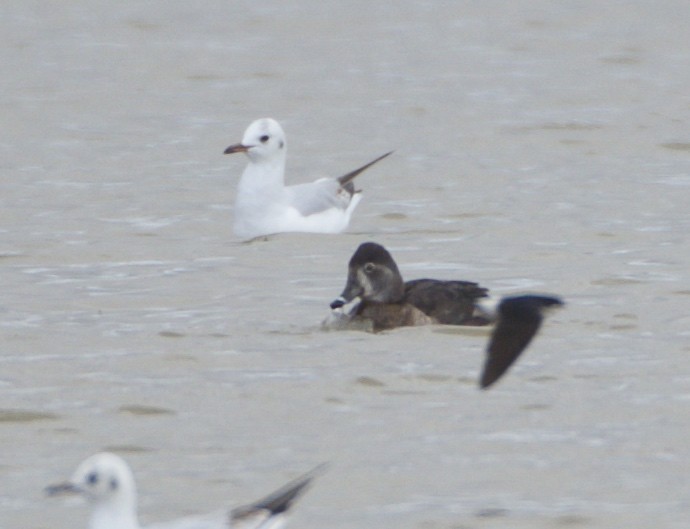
259, 135, 270, 143
363, 262, 375, 273
86, 472, 99, 485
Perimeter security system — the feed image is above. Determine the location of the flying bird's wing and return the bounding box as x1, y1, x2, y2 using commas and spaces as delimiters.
480, 295, 563, 389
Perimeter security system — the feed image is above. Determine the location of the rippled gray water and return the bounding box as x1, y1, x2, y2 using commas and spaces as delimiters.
2, 2, 690, 528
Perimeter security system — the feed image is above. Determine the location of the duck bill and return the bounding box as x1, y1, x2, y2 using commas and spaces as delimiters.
330, 275, 364, 309
45, 481, 82, 497
224, 143, 249, 155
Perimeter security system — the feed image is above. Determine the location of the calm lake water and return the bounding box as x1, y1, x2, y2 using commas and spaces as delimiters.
2, 1, 689, 528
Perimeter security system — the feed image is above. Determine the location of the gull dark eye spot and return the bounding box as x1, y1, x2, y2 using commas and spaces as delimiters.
110, 478, 118, 491
86, 472, 98, 485
260, 135, 270, 143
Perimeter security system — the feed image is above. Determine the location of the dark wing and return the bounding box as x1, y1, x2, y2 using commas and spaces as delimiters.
336, 151, 393, 187
230, 464, 326, 528
404, 279, 490, 325
479, 295, 563, 389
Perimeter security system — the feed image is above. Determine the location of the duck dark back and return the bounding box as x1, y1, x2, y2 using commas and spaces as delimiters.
403, 279, 490, 325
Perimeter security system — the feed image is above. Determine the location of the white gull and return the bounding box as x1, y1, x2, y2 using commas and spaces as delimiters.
224, 118, 392, 240
46, 452, 323, 529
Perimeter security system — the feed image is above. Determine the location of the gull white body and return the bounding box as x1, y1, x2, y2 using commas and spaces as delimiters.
234, 156, 362, 239
225, 118, 389, 240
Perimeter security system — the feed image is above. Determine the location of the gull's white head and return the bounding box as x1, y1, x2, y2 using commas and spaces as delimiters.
224, 118, 287, 164
47, 452, 139, 529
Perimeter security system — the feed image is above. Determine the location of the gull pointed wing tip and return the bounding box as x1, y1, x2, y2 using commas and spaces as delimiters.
230, 463, 327, 526
478, 375, 493, 391
337, 151, 394, 186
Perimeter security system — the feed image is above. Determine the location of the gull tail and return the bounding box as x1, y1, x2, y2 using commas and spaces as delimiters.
230, 464, 327, 529
337, 151, 393, 187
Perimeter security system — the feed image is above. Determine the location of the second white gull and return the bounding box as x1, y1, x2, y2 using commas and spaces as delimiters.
46, 452, 324, 529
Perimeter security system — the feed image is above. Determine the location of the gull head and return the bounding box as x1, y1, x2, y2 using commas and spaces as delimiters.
46, 452, 139, 529
224, 118, 287, 164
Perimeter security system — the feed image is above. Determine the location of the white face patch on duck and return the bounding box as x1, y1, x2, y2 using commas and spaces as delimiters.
356, 268, 377, 300
356, 262, 402, 303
